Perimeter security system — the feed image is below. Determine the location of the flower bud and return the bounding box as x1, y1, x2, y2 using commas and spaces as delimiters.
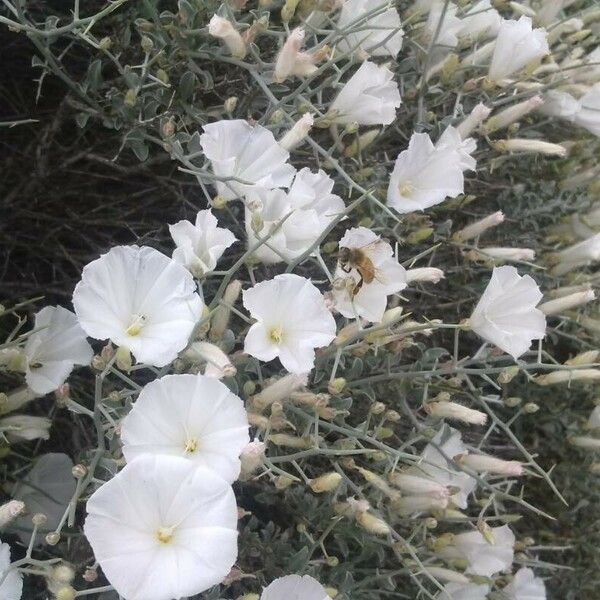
184, 341, 236, 378
274, 475, 295, 489
115, 346, 132, 372
467, 247, 536, 263
32, 513, 47, 526
539, 290, 596, 315
393, 495, 448, 516
210, 280, 242, 341
56, 587, 76, 600
459, 454, 523, 476
46, 531, 61, 545
280, 113, 315, 151
493, 138, 567, 157
356, 510, 391, 536
424, 566, 470, 584
566, 350, 600, 366
498, 366, 520, 384
0, 500, 24, 526
483, 96, 544, 133
224, 96, 238, 114
252, 373, 308, 411
309, 472, 343, 493
239, 439, 266, 479
389, 473, 450, 499
269, 434, 311, 449
344, 129, 380, 157
456, 102, 491, 138
570, 435, 600, 449
327, 377, 346, 394
405, 268, 445, 284
537, 369, 600, 385
425, 401, 487, 425
71, 464, 87, 479
208, 15, 247, 58
83, 568, 97, 582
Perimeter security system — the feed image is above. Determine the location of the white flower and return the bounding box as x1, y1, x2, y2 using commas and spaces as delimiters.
84, 455, 238, 600
459, 0, 501, 40
169, 209, 236, 277
411, 426, 476, 509
387, 127, 475, 214
0, 415, 51, 443
540, 90, 581, 119
73, 245, 203, 368
0, 541, 22, 600
200, 120, 296, 201
121, 374, 249, 483
426, 1, 463, 48
443, 525, 515, 577
469, 266, 546, 359
246, 168, 345, 264
488, 17, 549, 83
243, 274, 336, 374
503, 568, 546, 599
337, 0, 403, 58
22, 306, 92, 395
261, 575, 331, 600
331, 227, 407, 323
436, 583, 490, 600
572, 83, 600, 137
330, 61, 401, 125
11, 453, 76, 544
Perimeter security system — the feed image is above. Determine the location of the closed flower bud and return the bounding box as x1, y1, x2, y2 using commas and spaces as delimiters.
493, 138, 567, 157
457, 102, 491, 138
327, 377, 346, 394
459, 454, 523, 476
566, 350, 600, 366
210, 280, 242, 342
453, 211, 505, 242
208, 15, 247, 58
56, 587, 76, 600
253, 373, 308, 410
569, 435, 600, 449
483, 96, 544, 133
498, 366, 520, 384
46, 531, 61, 545
393, 495, 448, 516
0, 500, 24, 526
115, 346, 132, 372
240, 440, 266, 479
83, 568, 97, 582
184, 341, 236, 379
309, 472, 343, 493
468, 247, 536, 263
425, 401, 487, 425
275, 475, 295, 489
424, 566, 470, 584
539, 290, 596, 315
32, 513, 48, 526
280, 113, 314, 151
537, 369, 600, 385
406, 268, 445, 284
344, 129, 381, 157
390, 473, 450, 499
269, 434, 311, 449
356, 510, 391, 536
356, 467, 398, 498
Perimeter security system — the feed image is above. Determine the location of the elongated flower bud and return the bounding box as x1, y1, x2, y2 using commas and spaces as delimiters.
425, 402, 488, 425
393, 495, 448, 516
252, 373, 308, 410
453, 211, 505, 242
210, 280, 242, 341
356, 510, 392, 536
239, 439, 266, 480
456, 103, 491, 138
546, 283, 593, 299
483, 96, 544, 133
493, 138, 567, 157
280, 113, 314, 151
309, 472, 343, 493
0, 500, 24, 526
274, 27, 306, 82
459, 454, 523, 476
468, 247, 536, 263
269, 433, 312, 449
356, 467, 399, 498
1, 386, 39, 415
209, 15, 247, 58
536, 369, 600, 385
344, 129, 381, 157
570, 435, 600, 449
389, 473, 449, 499
565, 350, 600, 366
406, 268, 445, 284
539, 290, 596, 315
424, 567, 470, 584
184, 341, 235, 378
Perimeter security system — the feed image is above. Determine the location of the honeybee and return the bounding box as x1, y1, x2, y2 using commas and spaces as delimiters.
338, 241, 383, 296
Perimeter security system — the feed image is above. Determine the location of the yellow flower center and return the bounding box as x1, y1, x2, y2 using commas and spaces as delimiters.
184, 438, 199, 454
268, 326, 284, 344
156, 526, 175, 544
399, 181, 414, 197
125, 314, 146, 336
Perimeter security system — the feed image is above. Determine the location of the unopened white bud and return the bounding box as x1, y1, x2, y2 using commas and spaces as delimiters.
356, 510, 392, 535
210, 280, 242, 341
459, 454, 523, 476
184, 341, 236, 378
456, 103, 492, 138
280, 113, 314, 151
393, 495, 448, 516
472, 247, 536, 263
494, 138, 567, 157
539, 290, 596, 315
389, 473, 449, 499
208, 15, 247, 58
274, 28, 316, 82
309, 472, 343, 493
0, 500, 24, 526
484, 96, 544, 133
239, 439, 266, 479
424, 567, 470, 584
425, 401, 487, 425
406, 268, 445, 284
453, 211, 505, 242
252, 373, 308, 410
536, 369, 600, 386
570, 435, 600, 450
